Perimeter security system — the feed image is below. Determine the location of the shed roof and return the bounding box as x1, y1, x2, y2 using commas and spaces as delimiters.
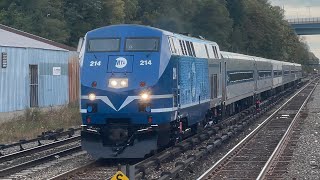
0, 24, 76, 51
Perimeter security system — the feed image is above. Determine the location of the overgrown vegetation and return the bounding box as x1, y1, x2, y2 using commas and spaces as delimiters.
0, 0, 318, 71
0, 105, 81, 144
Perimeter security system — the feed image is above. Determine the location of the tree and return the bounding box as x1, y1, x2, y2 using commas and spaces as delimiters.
101, 0, 125, 25
193, 0, 233, 49
0, 0, 316, 70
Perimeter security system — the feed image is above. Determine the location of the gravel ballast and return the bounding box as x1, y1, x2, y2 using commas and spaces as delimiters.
285, 82, 320, 179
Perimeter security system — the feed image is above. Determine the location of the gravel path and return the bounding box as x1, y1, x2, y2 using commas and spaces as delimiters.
285, 83, 320, 180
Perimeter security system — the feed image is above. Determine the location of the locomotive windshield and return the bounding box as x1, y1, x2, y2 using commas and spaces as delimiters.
88, 38, 120, 52
125, 38, 159, 52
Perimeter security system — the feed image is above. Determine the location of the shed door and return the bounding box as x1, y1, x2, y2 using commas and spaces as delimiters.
29, 65, 39, 107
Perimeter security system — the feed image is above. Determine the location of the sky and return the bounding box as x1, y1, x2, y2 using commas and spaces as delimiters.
270, 0, 320, 59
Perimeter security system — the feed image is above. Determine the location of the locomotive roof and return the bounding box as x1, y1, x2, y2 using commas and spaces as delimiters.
87, 24, 218, 45
86, 24, 301, 67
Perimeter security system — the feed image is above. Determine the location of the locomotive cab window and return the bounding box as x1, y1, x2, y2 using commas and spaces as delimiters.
125, 38, 160, 52
88, 38, 120, 52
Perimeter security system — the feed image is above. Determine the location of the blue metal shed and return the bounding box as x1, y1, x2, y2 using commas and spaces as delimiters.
0, 24, 78, 112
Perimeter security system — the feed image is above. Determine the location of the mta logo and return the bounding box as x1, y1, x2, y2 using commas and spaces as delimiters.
115, 57, 127, 68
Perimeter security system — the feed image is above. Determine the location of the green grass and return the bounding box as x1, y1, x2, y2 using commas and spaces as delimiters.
0, 104, 81, 144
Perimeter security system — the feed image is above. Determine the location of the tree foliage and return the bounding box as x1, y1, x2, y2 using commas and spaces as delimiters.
0, 0, 318, 69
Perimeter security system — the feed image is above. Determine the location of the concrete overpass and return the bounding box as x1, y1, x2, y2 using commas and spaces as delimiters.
288, 18, 320, 35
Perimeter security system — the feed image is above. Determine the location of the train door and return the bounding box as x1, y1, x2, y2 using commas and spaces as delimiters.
168, 36, 180, 110
29, 65, 39, 107
253, 57, 258, 93
221, 60, 227, 119
210, 74, 218, 99
222, 61, 227, 101
173, 65, 180, 109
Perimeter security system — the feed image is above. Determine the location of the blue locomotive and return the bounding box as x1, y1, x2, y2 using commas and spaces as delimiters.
79, 24, 302, 159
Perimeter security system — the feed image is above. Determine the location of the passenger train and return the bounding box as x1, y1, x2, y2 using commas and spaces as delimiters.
79, 24, 302, 159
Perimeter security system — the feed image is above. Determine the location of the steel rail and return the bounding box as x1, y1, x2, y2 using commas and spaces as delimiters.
116, 87, 291, 179
0, 128, 81, 152
0, 145, 82, 177
256, 80, 318, 180
0, 135, 80, 164
197, 79, 315, 180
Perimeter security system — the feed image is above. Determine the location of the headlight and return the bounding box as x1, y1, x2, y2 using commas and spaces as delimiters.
120, 80, 127, 86
88, 93, 96, 101
140, 93, 150, 100
110, 80, 118, 86
108, 78, 128, 88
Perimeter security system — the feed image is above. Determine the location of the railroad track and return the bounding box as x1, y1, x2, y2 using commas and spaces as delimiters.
0, 128, 80, 156
197, 79, 318, 180
257, 112, 307, 179
48, 81, 309, 180
49, 161, 117, 180
47, 104, 262, 180
0, 135, 81, 178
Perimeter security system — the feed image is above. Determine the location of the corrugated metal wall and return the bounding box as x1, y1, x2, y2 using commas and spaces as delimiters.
0, 46, 72, 112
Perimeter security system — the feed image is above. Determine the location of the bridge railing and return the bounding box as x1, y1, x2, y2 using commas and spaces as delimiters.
287, 17, 320, 24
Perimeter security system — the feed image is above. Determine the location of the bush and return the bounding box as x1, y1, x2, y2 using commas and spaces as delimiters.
0, 105, 81, 144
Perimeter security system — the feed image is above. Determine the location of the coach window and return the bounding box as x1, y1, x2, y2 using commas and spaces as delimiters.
88, 38, 120, 52
258, 71, 272, 79
228, 71, 254, 83
273, 70, 280, 77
